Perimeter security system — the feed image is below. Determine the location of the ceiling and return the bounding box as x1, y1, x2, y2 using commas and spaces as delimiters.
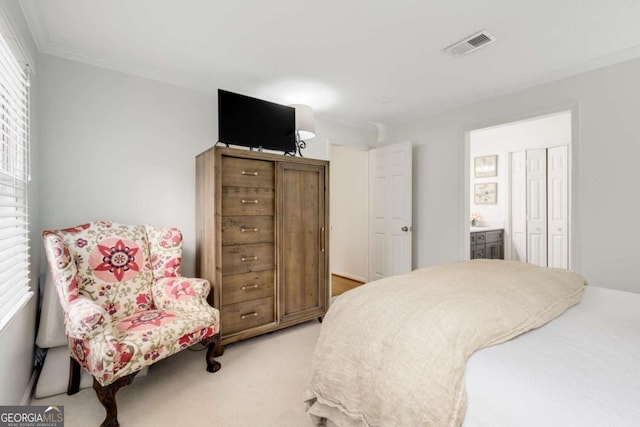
18, 0, 640, 129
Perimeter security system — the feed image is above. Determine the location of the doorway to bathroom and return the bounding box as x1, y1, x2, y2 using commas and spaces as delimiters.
468, 111, 572, 268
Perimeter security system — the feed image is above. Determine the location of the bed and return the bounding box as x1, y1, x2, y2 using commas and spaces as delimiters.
305, 259, 640, 426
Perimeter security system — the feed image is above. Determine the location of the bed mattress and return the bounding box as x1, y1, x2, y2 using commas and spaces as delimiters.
464, 286, 640, 427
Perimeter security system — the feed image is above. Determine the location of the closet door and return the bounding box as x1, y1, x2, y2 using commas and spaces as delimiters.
547, 146, 568, 268
526, 149, 547, 266
278, 162, 328, 323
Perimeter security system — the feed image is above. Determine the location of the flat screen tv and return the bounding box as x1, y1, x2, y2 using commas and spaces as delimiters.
218, 89, 296, 153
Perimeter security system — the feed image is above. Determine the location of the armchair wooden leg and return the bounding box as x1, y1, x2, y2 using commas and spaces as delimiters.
93, 372, 138, 427
201, 333, 222, 373
67, 357, 81, 395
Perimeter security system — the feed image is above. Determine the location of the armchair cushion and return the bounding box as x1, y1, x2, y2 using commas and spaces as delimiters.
152, 277, 211, 310
71, 307, 217, 386
145, 225, 183, 279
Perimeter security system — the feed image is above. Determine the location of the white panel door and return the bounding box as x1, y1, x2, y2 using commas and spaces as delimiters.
526, 149, 547, 266
547, 146, 568, 268
369, 141, 412, 281
510, 151, 527, 261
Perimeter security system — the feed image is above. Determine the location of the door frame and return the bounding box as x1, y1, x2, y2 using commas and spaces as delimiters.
463, 104, 580, 272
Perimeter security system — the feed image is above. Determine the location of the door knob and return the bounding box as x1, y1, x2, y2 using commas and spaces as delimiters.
401, 226, 409, 232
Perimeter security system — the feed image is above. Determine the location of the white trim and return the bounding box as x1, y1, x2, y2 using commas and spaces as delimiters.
20, 0, 640, 131
20, 367, 38, 405
391, 45, 640, 126
44, 41, 216, 92
463, 104, 580, 272
17, 0, 47, 53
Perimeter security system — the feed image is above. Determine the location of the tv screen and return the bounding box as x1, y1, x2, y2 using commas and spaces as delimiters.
218, 89, 296, 153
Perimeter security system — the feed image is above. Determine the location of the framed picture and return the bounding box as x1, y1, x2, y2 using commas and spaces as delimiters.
474, 155, 497, 177
474, 183, 497, 204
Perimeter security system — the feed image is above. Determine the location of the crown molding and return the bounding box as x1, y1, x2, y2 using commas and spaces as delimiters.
18, 0, 48, 52
19, 0, 217, 94
43, 40, 218, 93
388, 43, 640, 126
20, 0, 640, 130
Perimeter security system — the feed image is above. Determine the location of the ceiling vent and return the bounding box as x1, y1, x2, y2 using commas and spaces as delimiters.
444, 31, 496, 58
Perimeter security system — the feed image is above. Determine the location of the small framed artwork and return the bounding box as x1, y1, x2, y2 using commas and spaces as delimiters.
474, 183, 497, 204
474, 155, 498, 177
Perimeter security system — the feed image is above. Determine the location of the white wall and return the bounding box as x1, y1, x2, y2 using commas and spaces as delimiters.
38, 54, 217, 277
385, 56, 640, 293
0, 0, 39, 405
330, 145, 369, 282
469, 111, 571, 227
37, 54, 376, 278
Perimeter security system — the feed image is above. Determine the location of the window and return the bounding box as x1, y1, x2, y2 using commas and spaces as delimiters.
0, 25, 31, 332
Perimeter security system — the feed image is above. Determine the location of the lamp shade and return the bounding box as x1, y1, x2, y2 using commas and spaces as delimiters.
291, 104, 316, 140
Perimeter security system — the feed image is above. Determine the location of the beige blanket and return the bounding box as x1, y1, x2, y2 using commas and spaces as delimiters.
305, 260, 585, 426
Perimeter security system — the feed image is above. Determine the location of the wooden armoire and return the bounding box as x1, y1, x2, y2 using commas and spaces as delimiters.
195, 147, 329, 351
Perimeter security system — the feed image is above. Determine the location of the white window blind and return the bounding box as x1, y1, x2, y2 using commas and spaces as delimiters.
0, 25, 31, 332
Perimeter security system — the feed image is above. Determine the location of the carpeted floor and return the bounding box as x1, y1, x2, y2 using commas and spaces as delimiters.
31, 321, 322, 427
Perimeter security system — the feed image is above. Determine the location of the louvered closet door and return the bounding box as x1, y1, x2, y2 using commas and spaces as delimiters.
278, 162, 328, 323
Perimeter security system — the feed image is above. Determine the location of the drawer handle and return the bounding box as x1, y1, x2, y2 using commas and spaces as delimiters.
241, 199, 259, 204
241, 171, 258, 176
241, 284, 259, 291
241, 256, 258, 262
241, 227, 259, 233
241, 312, 258, 320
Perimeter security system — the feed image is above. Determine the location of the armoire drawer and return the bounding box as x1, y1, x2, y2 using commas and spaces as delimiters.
221, 157, 274, 188
221, 242, 275, 275
222, 270, 275, 305
221, 216, 274, 246
221, 296, 275, 335
221, 187, 275, 216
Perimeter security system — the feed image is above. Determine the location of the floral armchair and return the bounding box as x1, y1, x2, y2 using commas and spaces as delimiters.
42, 221, 221, 427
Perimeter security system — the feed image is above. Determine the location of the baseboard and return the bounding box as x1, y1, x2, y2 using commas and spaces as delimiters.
20, 368, 39, 405
331, 272, 366, 283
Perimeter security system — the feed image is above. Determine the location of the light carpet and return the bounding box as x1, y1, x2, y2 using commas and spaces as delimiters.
31, 321, 322, 427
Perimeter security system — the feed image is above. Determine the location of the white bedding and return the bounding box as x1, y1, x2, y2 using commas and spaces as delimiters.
464, 286, 640, 427
305, 260, 585, 426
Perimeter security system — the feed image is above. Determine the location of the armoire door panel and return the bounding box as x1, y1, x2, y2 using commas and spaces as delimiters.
279, 163, 327, 321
